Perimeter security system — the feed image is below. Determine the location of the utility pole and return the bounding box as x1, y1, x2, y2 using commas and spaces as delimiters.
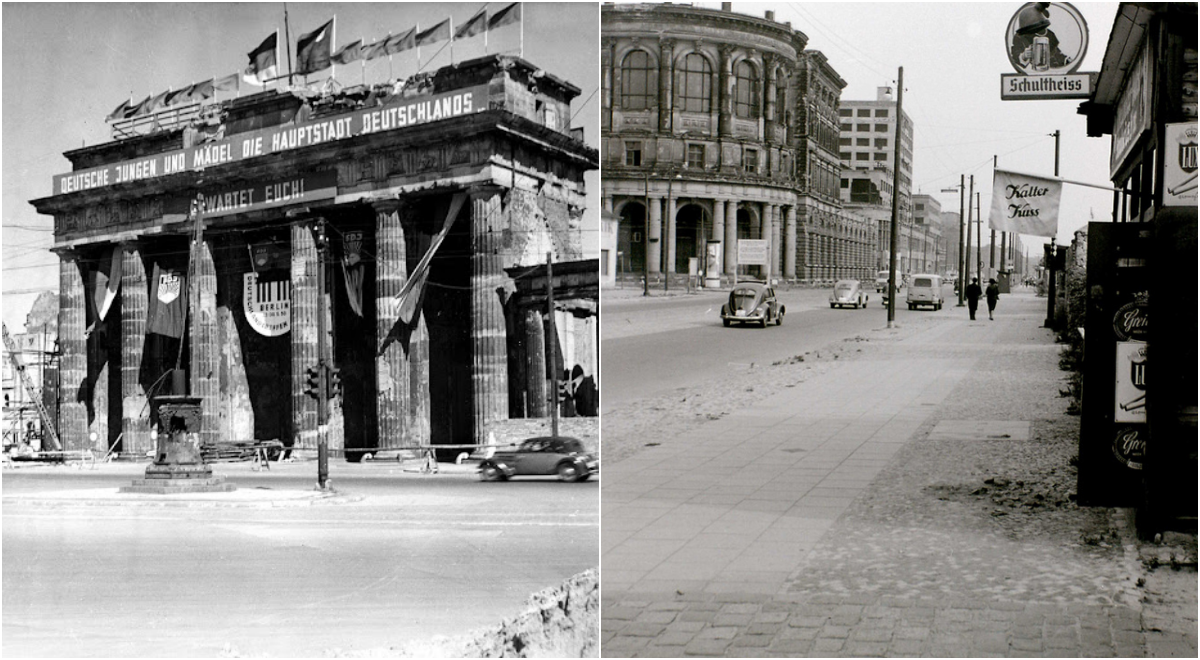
965, 174, 974, 294
547, 252, 559, 439
975, 192, 983, 285
886, 67, 904, 329
948, 176, 965, 306
1044, 129, 1061, 328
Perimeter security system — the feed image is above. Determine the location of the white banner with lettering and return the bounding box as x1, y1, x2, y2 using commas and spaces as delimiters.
988, 169, 1063, 238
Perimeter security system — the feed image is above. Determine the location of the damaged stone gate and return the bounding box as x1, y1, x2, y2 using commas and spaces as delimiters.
31, 55, 599, 461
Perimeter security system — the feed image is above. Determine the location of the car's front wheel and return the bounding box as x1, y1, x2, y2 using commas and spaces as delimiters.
480, 463, 503, 482
557, 462, 580, 482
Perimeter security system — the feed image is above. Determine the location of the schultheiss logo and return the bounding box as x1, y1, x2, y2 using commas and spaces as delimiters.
1005, 2, 1088, 76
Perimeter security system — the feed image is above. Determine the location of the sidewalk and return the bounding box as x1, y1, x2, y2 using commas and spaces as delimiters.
601, 291, 1196, 657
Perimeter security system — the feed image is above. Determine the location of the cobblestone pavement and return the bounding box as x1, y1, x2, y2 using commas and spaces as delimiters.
601, 291, 1197, 657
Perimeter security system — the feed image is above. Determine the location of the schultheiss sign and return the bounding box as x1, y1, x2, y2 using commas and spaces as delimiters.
1000, 2, 1097, 101
53, 84, 487, 195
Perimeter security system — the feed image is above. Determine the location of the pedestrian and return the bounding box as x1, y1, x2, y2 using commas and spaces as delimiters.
986, 278, 1000, 320
965, 277, 982, 320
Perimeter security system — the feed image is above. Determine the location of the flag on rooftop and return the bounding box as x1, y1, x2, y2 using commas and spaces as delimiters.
244, 31, 278, 85
488, 3, 521, 30
182, 79, 216, 103
296, 18, 334, 75
107, 99, 131, 121
361, 37, 389, 61
146, 88, 172, 114
127, 95, 152, 118
416, 19, 450, 47
385, 26, 417, 54
331, 39, 363, 65
213, 73, 240, 92
455, 10, 486, 40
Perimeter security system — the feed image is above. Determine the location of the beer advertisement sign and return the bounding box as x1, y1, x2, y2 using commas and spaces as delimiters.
1004, 3, 1088, 76
1114, 341, 1147, 424
1163, 123, 1198, 207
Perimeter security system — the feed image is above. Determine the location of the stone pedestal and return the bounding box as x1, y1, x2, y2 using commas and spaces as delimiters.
121, 395, 235, 494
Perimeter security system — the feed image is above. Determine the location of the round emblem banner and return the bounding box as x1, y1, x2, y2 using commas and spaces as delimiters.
243, 272, 291, 337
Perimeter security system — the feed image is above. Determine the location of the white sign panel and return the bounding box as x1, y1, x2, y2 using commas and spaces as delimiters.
243, 273, 291, 337
1164, 123, 1198, 207
737, 239, 769, 266
1114, 341, 1147, 423
1000, 73, 1096, 100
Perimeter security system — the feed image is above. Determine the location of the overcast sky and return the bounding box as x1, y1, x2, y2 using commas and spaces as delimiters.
1, 1, 599, 332
2, 1, 1126, 331
729, 1, 1120, 244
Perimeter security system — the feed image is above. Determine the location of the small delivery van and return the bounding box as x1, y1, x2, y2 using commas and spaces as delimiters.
906, 274, 944, 310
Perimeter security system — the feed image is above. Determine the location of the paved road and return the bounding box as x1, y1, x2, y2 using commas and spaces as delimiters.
599, 290, 1181, 657
3, 460, 598, 657
602, 285, 949, 411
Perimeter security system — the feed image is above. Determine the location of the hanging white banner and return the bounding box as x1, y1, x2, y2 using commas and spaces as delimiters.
988, 169, 1063, 238
243, 272, 291, 337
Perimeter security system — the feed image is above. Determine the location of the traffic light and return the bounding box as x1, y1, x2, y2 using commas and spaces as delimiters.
305, 364, 322, 400
327, 367, 342, 399
557, 380, 570, 403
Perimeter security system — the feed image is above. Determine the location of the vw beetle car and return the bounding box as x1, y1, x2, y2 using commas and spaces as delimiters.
720, 282, 784, 327
830, 280, 869, 309
479, 436, 598, 482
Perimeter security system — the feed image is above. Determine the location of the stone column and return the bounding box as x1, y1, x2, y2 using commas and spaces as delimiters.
784, 206, 797, 279
524, 309, 547, 418
647, 195, 662, 274
119, 243, 150, 456
724, 200, 738, 275
718, 45, 733, 138
290, 223, 318, 450
601, 41, 614, 130
771, 204, 783, 279
764, 55, 777, 143
712, 198, 726, 279
664, 195, 677, 274
659, 39, 674, 133
190, 240, 219, 448
470, 187, 509, 445
57, 251, 87, 452
374, 201, 410, 450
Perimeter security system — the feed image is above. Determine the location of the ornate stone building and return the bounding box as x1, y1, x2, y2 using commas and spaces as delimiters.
601, 2, 875, 284
31, 55, 598, 460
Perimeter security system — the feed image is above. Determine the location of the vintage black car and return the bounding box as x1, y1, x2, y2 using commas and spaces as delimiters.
720, 282, 785, 327
479, 436, 598, 482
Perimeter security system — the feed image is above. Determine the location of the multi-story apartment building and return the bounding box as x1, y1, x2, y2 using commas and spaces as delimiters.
838, 86, 915, 272
911, 194, 944, 274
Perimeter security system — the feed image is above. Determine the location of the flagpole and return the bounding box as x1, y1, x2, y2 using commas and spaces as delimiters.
360, 36, 366, 86
283, 5, 293, 87
450, 16, 455, 65
993, 167, 1129, 194
520, 4, 524, 58
415, 24, 421, 74
331, 15, 337, 84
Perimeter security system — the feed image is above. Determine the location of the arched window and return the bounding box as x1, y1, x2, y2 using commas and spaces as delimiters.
620, 50, 657, 111
674, 53, 712, 113
734, 60, 759, 119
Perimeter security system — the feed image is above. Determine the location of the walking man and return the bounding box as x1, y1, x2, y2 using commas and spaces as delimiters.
965, 277, 982, 320
986, 278, 1000, 320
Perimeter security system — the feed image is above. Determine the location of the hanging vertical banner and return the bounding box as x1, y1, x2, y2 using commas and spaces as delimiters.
93, 244, 125, 322
147, 262, 187, 338
988, 169, 1062, 237
243, 272, 291, 336
341, 230, 365, 317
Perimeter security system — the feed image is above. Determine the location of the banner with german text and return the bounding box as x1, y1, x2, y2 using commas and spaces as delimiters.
988, 169, 1062, 238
